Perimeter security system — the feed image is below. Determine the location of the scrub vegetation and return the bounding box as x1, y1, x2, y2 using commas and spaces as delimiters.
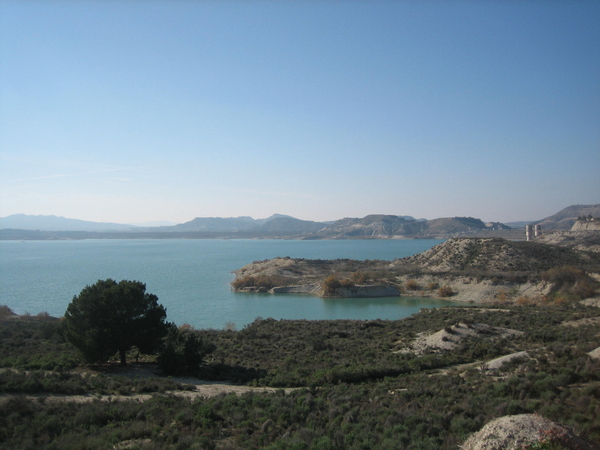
2, 301, 600, 450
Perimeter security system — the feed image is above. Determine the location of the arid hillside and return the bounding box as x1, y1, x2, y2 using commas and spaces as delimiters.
400, 237, 598, 273
232, 236, 600, 302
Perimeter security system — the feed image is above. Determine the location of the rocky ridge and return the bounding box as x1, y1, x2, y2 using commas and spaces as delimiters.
400, 237, 595, 272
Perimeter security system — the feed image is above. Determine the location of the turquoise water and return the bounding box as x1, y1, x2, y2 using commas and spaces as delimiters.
0, 239, 456, 329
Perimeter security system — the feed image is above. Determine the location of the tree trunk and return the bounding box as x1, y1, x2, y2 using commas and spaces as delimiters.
120, 349, 127, 366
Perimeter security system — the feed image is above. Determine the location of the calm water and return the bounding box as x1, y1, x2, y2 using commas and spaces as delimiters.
0, 239, 456, 329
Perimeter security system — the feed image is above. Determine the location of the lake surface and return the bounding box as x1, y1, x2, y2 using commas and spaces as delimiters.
0, 239, 458, 329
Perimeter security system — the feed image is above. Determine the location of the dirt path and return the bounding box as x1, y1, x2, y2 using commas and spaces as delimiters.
2, 382, 297, 404
1, 364, 299, 404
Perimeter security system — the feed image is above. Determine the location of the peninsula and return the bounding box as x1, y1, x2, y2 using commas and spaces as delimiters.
232, 231, 600, 304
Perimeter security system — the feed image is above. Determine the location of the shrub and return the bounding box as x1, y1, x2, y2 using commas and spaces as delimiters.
405, 280, 419, 290
322, 275, 342, 295
438, 286, 454, 297
231, 274, 294, 290
516, 296, 532, 305
0, 304, 15, 318
352, 272, 368, 284
427, 282, 439, 291
541, 266, 584, 284
572, 277, 598, 299
497, 290, 508, 302
158, 326, 215, 376
541, 266, 599, 300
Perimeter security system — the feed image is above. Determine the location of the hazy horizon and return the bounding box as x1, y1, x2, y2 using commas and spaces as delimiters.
1, 1, 599, 225
0, 207, 584, 227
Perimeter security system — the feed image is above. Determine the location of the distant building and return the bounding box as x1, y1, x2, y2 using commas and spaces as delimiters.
525, 224, 542, 241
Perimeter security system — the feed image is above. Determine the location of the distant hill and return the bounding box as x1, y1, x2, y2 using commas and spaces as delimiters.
319, 215, 419, 238
130, 221, 177, 227
254, 214, 297, 226
316, 215, 510, 239
419, 217, 510, 235
155, 214, 324, 234
166, 216, 258, 232
257, 217, 326, 234
0, 214, 136, 232
534, 204, 600, 231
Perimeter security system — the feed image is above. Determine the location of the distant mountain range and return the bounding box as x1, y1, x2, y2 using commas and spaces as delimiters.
0, 214, 136, 232
1, 204, 598, 240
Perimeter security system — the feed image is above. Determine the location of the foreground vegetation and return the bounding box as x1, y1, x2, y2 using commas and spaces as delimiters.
1, 300, 600, 449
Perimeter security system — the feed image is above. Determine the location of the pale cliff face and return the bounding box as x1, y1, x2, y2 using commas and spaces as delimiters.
571, 221, 600, 231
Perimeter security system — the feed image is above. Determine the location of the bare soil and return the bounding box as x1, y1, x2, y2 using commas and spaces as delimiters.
394, 322, 523, 355
1, 363, 297, 404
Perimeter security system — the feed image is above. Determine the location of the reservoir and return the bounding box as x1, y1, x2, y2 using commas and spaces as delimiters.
0, 238, 457, 329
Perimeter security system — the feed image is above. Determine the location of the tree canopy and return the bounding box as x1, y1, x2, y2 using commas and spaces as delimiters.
64, 279, 170, 365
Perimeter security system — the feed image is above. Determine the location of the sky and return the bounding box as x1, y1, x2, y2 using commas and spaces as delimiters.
1, 1, 599, 225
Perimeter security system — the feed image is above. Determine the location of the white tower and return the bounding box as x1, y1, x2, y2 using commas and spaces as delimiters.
525, 224, 533, 241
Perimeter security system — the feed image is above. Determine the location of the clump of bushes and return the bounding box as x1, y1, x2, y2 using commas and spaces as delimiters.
0, 318, 81, 371
322, 275, 342, 295
352, 272, 369, 284
322, 274, 382, 295
158, 324, 215, 376
405, 279, 419, 290
438, 286, 454, 297
231, 274, 294, 291
428, 282, 439, 291
0, 304, 15, 318
541, 266, 599, 300
542, 266, 586, 284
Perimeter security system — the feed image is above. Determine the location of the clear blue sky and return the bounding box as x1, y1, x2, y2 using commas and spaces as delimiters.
1, 1, 599, 225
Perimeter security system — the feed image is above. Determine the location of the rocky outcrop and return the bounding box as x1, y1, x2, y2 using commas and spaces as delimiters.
335, 285, 400, 298
588, 346, 600, 361
238, 283, 400, 298
269, 285, 321, 294
396, 274, 553, 303
572, 220, 600, 231
484, 351, 529, 370
396, 322, 523, 355
462, 414, 600, 450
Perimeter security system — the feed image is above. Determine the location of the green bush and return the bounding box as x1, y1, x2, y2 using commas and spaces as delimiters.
0, 304, 15, 318
158, 325, 215, 376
